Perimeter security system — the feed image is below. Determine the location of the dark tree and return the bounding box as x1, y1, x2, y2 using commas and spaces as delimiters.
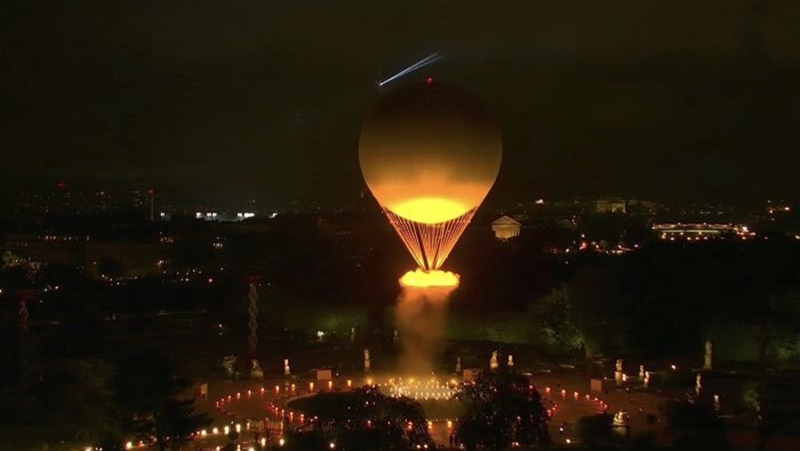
576, 413, 624, 448
663, 399, 727, 450
527, 286, 582, 354
113, 349, 210, 451
95, 256, 125, 279
455, 369, 551, 451
285, 387, 432, 451
563, 267, 629, 356
33, 358, 118, 445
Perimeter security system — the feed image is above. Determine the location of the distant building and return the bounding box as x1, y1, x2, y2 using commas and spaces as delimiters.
491, 216, 521, 241
652, 223, 754, 241
595, 198, 627, 214
4, 233, 89, 268
593, 198, 661, 215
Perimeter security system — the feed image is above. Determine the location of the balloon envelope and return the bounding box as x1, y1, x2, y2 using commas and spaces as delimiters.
359, 82, 502, 224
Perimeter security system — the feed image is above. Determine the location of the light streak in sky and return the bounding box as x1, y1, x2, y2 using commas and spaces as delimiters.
379, 53, 442, 87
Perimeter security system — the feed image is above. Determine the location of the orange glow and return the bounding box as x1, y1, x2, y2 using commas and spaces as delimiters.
359, 82, 502, 269
391, 197, 467, 225
359, 83, 501, 224
365, 177, 493, 224
399, 269, 460, 288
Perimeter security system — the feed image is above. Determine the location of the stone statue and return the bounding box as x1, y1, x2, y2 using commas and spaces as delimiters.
250, 359, 264, 379
490, 351, 499, 370
284, 358, 291, 376
364, 348, 371, 372
613, 411, 629, 427
455, 357, 462, 373
222, 355, 237, 376
704, 340, 713, 370
507, 355, 514, 368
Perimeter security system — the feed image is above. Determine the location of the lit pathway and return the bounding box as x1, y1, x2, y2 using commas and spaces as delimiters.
188, 371, 664, 450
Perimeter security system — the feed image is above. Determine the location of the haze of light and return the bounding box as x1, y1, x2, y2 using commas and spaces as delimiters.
390, 197, 465, 225
396, 270, 459, 374
399, 269, 460, 288
365, 175, 494, 224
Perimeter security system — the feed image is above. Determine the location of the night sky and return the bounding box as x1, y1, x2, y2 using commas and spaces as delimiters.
2, 1, 798, 207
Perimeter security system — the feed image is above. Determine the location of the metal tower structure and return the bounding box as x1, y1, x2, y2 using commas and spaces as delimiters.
248, 282, 259, 357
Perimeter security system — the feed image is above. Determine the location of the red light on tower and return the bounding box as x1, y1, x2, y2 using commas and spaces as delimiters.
426, 76, 433, 85
147, 188, 154, 196
56, 181, 66, 189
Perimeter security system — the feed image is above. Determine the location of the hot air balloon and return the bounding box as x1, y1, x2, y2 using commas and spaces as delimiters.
359, 82, 502, 271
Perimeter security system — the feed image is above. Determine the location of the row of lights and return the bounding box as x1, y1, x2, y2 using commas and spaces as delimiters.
212, 377, 602, 448
213, 378, 457, 448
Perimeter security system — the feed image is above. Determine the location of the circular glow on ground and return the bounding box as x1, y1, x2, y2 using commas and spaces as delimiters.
399, 269, 460, 288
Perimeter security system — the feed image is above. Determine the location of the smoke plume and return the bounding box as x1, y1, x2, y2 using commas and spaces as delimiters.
395, 270, 459, 374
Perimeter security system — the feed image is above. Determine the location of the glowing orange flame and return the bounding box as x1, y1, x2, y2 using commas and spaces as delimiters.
399, 269, 460, 288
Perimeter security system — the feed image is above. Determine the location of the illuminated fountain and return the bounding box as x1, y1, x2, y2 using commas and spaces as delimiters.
384, 377, 460, 401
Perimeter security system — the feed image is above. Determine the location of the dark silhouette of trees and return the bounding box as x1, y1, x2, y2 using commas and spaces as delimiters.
527, 286, 582, 354
562, 268, 628, 355
96, 256, 125, 279
34, 358, 119, 445
527, 240, 800, 358
113, 349, 210, 451
663, 399, 727, 450
455, 369, 550, 450
285, 387, 432, 451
